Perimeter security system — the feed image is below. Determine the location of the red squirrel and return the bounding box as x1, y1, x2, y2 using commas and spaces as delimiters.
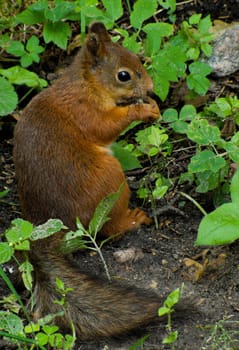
14, 22, 162, 340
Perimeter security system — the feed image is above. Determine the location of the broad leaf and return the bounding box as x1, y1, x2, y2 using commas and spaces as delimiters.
196, 203, 239, 245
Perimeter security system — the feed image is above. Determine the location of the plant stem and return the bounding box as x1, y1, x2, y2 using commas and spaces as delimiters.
89, 234, 111, 281
180, 191, 207, 216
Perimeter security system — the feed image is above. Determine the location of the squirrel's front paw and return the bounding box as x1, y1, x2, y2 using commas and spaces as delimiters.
134, 97, 160, 121
145, 97, 160, 120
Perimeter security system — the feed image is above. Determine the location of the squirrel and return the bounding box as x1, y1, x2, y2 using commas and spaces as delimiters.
13, 22, 163, 340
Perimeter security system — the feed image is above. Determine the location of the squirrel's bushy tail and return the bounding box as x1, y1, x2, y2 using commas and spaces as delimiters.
30, 243, 161, 340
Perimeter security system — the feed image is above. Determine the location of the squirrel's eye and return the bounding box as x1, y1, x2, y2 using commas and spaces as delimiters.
117, 70, 131, 82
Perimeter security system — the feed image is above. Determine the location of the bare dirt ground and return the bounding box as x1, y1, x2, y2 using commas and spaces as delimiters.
1, 1, 239, 349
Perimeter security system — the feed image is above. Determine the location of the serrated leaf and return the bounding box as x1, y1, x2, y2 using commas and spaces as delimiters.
122, 33, 142, 54
179, 105, 197, 121
44, 2, 76, 22
6, 41, 25, 56
143, 23, 173, 55
0, 311, 24, 335
16, 4, 46, 25
20, 54, 33, 68
43, 21, 71, 49
196, 203, 239, 245
189, 13, 202, 25
6, 218, 33, 243
188, 150, 226, 173
89, 184, 124, 234
223, 141, 239, 163
187, 119, 221, 145
0, 77, 18, 116
0, 66, 47, 88
171, 120, 189, 134
195, 171, 220, 193
198, 15, 212, 35
130, 0, 157, 29
163, 108, 178, 122
0, 242, 14, 263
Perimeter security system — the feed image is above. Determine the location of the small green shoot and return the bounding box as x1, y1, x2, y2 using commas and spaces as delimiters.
158, 286, 182, 349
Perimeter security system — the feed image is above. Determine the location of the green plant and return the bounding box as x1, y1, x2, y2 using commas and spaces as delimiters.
158, 286, 182, 349
196, 168, 239, 246
202, 318, 239, 350
61, 184, 124, 281
0, 183, 125, 348
0, 218, 76, 349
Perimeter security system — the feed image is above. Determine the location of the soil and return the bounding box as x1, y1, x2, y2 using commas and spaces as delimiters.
1, 1, 239, 350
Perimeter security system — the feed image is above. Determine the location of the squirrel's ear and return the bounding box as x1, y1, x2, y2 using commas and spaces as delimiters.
86, 22, 111, 58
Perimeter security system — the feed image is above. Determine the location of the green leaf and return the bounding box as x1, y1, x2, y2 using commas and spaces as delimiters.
25, 322, 40, 333
43, 325, 59, 335
0, 66, 47, 88
152, 185, 168, 200
49, 333, 63, 347
165, 287, 180, 308
187, 119, 221, 145
36, 332, 49, 346
195, 171, 220, 193
0, 242, 14, 263
179, 105, 197, 121
198, 15, 212, 35
6, 219, 33, 243
122, 33, 142, 54
16, 1, 47, 25
158, 306, 170, 316
0, 77, 18, 116
19, 260, 33, 291
44, 2, 76, 22
163, 108, 178, 122
196, 203, 239, 245
231, 170, 239, 205
143, 22, 173, 55
16, 240, 30, 251
31, 219, 65, 240
111, 142, 141, 171
130, 0, 157, 29
43, 21, 71, 49
89, 184, 124, 234
20, 55, 33, 68
188, 150, 226, 173
222, 141, 239, 163
189, 13, 202, 25
128, 335, 150, 350
0, 311, 24, 335
6, 41, 25, 56
0, 188, 9, 198
102, 0, 123, 21
187, 62, 212, 95
162, 331, 178, 344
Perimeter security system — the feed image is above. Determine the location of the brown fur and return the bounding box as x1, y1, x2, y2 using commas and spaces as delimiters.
14, 22, 161, 340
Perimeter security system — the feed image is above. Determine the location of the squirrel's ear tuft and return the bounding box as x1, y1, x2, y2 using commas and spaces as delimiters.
86, 22, 111, 58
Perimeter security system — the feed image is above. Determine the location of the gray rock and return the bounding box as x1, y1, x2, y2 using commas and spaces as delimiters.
206, 23, 239, 77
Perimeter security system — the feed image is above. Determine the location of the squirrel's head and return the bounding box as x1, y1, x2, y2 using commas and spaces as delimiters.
79, 22, 155, 106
